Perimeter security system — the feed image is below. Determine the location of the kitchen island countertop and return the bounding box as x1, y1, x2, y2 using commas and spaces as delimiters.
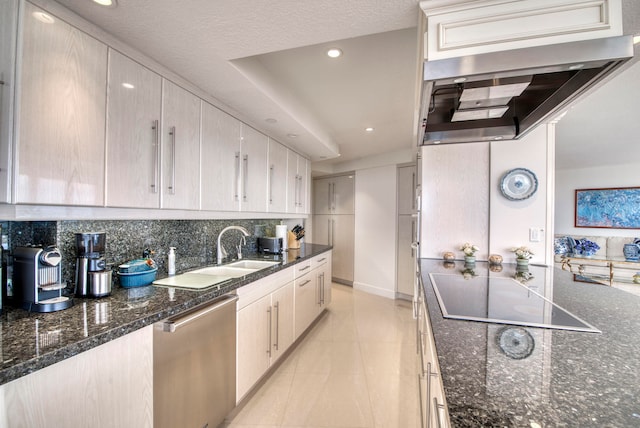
0, 244, 331, 386
420, 259, 640, 427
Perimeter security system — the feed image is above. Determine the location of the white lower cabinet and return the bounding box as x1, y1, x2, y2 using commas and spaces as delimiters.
0, 326, 153, 428
237, 251, 332, 403
417, 282, 449, 428
236, 268, 295, 403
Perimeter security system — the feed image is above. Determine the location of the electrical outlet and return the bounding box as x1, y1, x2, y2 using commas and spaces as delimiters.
529, 227, 543, 242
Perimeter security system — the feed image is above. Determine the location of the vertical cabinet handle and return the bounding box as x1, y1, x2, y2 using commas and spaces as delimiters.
234, 152, 240, 201
433, 397, 446, 428
411, 172, 416, 210
151, 120, 159, 193
411, 220, 416, 258
331, 219, 335, 246
297, 175, 302, 207
168, 126, 176, 195
327, 182, 331, 211
269, 165, 274, 204
266, 306, 272, 357
274, 301, 280, 351
243, 154, 249, 202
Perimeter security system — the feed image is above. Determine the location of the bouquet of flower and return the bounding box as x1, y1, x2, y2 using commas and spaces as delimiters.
460, 243, 479, 256
574, 238, 600, 255
511, 246, 534, 260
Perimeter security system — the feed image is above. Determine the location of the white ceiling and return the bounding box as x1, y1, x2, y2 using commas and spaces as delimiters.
51, 0, 638, 173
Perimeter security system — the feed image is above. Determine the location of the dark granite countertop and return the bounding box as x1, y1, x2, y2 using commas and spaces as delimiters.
420, 259, 640, 427
0, 244, 331, 385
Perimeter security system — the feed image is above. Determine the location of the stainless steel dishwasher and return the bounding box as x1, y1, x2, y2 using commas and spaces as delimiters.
154, 294, 238, 428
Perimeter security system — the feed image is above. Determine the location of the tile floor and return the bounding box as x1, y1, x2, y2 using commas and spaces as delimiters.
223, 283, 420, 428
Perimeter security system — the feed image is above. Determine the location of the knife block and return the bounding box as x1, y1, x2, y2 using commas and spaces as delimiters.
288, 231, 300, 249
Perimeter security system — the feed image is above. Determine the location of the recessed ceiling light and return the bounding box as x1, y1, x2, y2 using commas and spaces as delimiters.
32, 11, 55, 23
93, 0, 117, 7
568, 63, 585, 70
122, 82, 135, 89
327, 48, 342, 58
494, 136, 503, 141
432, 140, 441, 145
453, 77, 467, 83
265, 118, 277, 124
287, 133, 298, 138
633, 34, 640, 45
365, 127, 374, 132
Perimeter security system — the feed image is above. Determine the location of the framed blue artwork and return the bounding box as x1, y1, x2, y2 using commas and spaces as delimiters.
575, 187, 640, 229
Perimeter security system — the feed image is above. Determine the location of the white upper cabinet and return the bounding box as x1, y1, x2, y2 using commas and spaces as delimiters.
0, 0, 17, 204
160, 79, 201, 210
287, 150, 309, 214
105, 49, 162, 208
201, 102, 241, 211
240, 124, 268, 212
267, 139, 288, 213
16, 3, 107, 205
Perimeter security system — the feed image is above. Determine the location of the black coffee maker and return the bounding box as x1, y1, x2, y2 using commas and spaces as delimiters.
75, 232, 110, 297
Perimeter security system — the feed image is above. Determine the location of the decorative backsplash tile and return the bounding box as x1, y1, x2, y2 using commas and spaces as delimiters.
3, 219, 290, 291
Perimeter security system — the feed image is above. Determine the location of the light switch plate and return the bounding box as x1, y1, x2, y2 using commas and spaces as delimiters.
529, 227, 543, 242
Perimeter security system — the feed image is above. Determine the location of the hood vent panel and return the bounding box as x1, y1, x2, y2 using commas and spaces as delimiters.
420, 36, 634, 145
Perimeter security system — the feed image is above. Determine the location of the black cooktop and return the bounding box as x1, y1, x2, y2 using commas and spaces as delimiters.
429, 273, 600, 333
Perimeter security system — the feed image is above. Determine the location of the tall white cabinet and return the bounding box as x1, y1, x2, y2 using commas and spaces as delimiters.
287, 150, 309, 214
397, 164, 417, 296
105, 49, 162, 208
16, 2, 107, 206
312, 173, 355, 285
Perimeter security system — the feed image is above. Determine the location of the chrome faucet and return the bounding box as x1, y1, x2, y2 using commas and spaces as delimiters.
217, 226, 250, 265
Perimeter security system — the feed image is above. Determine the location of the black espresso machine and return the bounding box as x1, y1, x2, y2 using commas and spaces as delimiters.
13, 245, 73, 312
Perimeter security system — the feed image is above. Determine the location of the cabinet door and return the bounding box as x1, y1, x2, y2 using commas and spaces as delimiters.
106, 49, 162, 208
312, 214, 331, 245
271, 281, 294, 363
0, 326, 153, 427
240, 124, 268, 212
313, 177, 331, 214
267, 139, 287, 213
397, 215, 416, 295
201, 102, 240, 211
161, 80, 201, 210
294, 272, 317, 339
0, 0, 17, 203
332, 174, 355, 214
17, 3, 107, 205
236, 293, 271, 402
297, 156, 309, 214
332, 215, 355, 284
398, 165, 417, 215
287, 150, 308, 213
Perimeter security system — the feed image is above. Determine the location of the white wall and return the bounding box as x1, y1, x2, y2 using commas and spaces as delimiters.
555, 162, 640, 238
490, 125, 552, 265
420, 142, 490, 260
420, 125, 554, 265
353, 165, 398, 298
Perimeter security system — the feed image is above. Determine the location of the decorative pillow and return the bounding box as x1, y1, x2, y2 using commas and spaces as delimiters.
634, 238, 640, 245
566, 236, 577, 254
554, 237, 571, 255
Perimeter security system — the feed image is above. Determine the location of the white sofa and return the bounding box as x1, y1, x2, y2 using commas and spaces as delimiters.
554, 234, 638, 261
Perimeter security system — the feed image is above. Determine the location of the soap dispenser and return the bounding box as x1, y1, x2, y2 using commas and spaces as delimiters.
168, 247, 176, 276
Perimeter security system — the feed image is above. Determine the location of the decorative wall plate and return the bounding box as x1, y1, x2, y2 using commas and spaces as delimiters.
500, 168, 538, 200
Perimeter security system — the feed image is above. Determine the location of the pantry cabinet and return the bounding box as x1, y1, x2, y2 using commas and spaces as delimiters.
267, 139, 288, 213
105, 49, 162, 208
15, 3, 107, 205
160, 79, 201, 210
313, 174, 355, 215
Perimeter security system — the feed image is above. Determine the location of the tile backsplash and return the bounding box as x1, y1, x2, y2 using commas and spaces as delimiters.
2, 218, 301, 292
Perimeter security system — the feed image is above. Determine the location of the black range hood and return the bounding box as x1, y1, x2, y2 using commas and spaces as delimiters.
419, 36, 634, 145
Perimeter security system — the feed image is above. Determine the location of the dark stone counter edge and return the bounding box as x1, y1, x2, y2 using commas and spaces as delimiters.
0, 244, 332, 385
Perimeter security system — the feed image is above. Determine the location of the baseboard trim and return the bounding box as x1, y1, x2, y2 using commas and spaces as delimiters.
352, 281, 396, 299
